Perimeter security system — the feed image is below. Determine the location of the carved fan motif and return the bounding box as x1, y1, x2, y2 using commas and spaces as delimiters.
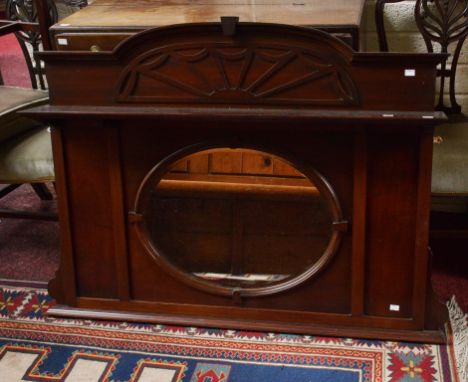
116, 44, 359, 106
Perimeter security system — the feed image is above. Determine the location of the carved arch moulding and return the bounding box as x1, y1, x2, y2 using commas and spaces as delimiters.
115, 24, 360, 107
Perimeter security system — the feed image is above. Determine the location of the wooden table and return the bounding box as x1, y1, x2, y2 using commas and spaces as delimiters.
50, 0, 366, 50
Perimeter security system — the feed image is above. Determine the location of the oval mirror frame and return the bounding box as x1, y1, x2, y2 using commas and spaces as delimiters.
131, 141, 347, 298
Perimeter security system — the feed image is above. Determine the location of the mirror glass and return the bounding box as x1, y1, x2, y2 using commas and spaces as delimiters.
143, 148, 334, 289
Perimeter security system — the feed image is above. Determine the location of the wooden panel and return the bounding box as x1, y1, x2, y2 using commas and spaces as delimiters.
170, 150, 303, 178
241, 151, 274, 175
351, 131, 367, 316
148, 197, 330, 274
53, 33, 133, 51
63, 124, 119, 298
273, 158, 304, 177
411, 129, 433, 328
188, 154, 210, 173
365, 131, 419, 318
170, 152, 210, 173
43, 50, 436, 112
121, 125, 354, 314
129, 235, 353, 314
210, 151, 243, 174
48, 126, 77, 305
106, 125, 131, 301
33, 23, 446, 341
169, 159, 188, 172
351, 64, 438, 111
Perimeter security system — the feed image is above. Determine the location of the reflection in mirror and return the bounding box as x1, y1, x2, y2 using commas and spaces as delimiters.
143, 148, 334, 289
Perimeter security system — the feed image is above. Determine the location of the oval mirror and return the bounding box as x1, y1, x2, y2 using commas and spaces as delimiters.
135, 147, 343, 296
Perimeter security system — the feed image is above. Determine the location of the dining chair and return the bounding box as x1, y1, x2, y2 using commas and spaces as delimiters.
0, 0, 88, 220
0, 18, 56, 220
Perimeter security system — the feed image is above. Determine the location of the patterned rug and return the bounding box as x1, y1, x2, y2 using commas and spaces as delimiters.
0, 285, 460, 382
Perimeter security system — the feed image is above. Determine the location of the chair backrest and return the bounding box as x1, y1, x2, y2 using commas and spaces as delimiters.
376, 0, 468, 115
4, 0, 55, 89
0, 19, 41, 87
3, 0, 88, 89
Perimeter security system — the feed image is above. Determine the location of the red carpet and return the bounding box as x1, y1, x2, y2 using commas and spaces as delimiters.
433, 265, 468, 315
0, 185, 59, 282
0, 33, 31, 87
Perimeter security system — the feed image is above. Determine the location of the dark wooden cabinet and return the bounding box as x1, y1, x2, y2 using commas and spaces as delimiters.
25, 22, 449, 343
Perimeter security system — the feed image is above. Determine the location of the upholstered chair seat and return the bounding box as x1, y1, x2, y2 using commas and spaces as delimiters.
432, 116, 468, 196
431, 116, 468, 214
0, 82, 55, 220
0, 86, 52, 184
0, 86, 48, 142
0, 126, 54, 183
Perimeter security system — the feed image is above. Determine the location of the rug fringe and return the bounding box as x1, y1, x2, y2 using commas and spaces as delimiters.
447, 296, 468, 381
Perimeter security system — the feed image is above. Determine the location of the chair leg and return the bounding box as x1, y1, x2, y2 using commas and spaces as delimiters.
0, 183, 58, 221
0, 184, 21, 199
31, 183, 53, 200
0, 208, 58, 221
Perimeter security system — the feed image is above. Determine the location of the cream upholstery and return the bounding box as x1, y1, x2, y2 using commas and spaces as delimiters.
0, 126, 54, 183
0, 86, 48, 142
432, 115, 468, 196
431, 115, 468, 213
0, 86, 52, 184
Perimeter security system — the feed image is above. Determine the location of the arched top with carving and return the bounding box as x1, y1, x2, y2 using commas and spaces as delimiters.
114, 23, 360, 107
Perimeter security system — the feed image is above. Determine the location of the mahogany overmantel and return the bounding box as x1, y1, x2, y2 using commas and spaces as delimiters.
24, 23, 449, 343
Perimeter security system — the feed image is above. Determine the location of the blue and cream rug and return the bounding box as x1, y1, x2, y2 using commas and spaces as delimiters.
0, 285, 461, 381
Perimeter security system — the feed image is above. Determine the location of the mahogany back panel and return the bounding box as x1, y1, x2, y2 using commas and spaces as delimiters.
41, 24, 441, 110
